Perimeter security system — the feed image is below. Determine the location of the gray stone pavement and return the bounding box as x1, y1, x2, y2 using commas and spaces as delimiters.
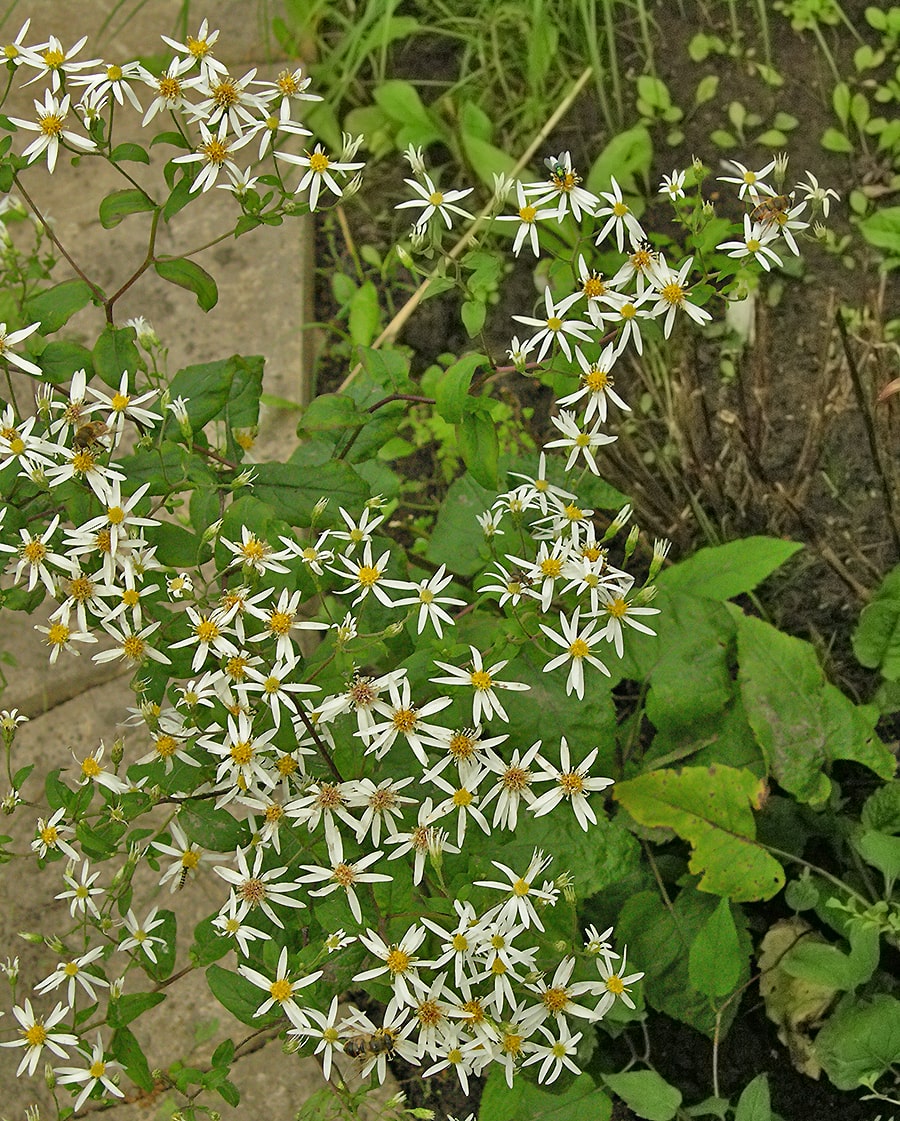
0, 4, 396, 1117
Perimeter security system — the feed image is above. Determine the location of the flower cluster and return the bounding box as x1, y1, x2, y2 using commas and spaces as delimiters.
2, 17, 364, 206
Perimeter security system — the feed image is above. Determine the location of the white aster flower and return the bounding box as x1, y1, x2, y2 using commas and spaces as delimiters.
276, 143, 365, 211
431, 645, 530, 724
0, 320, 41, 375
647, 254, 712, 338
512, 285, 593, 363
530, 737, 614, 830
395, 172, 474, 230
238, 945, 322, 1030
716, 213, 783, 271
539, 607, 611, 699
593, 175, 646, 251
9, 90, 96, 172
53, 1031, 124, 1110
544, 409, 617, 474
523, 151, 599, 222
0, 999, 77, 1076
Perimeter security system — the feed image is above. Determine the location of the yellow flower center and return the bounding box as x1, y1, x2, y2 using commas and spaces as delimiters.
357, 564, 381, 588
585, 367, 609, 392
512, 877, 530, 896
81, 756, 102, 778
547, 316, 562, 333
122, 635, 146, 661
239, 877, 266, 905
24, 1022, 48, 1047
309, 152, 330, 174
46, 622, 70, 647
201, 137, 229, 166
605, 597, 628, 618
332, 862, 356, 887
540, 557, 562, 578
107, 64, 123, 81
268, 610, 293, 636
386, 947, 411, 975
519, 204, 537, 222
155, 734, 178, 758
470, 670, 492, 691
502, 765, 529, 791
158, 75, 182, 100
569, 638, 590, 659
559, 771, 584, 795
542, 986, 570, 1013
452, 787, 473, 807
392, 707, 417, 733
212, 79, 239, 109
231, 740, 253, 766
187, 35, 210, 59
22, 540, 47, 564
270, 977, 293, 1003
660, 281, 685, 307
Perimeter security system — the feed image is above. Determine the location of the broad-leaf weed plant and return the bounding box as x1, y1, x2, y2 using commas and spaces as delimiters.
0, 15, 895, 1121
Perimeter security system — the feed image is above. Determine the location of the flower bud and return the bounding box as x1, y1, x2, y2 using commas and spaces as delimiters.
111, 737, 125, 767
18, 931, 43, 945
648, 538, 671, 581
396, 245, 414, 269
44, 1061, 56, 1090
624, 524, 640, 562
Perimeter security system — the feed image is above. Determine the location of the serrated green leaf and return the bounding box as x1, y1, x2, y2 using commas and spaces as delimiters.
111, 1024, 153, 1091
99, 188, 155, 228
615, 765, 784, 900
253, 459, 370, 525
154, 257, 218, 311
426, 471, 495, 576
738, 614, 896, 804
814, 994, 900, 1089
108, 990, 165, 1028
206, 964, 275, 1027
479, 1070, 610, 1121
36, 340, 93, 385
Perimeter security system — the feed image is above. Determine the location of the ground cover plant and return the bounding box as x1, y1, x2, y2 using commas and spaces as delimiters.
0, 7, 897, 1121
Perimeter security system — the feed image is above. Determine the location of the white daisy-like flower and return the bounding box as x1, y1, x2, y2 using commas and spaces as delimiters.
431, 645, 530, 724
512, 286, 593, 363
0, 320, 41, 375
214, 845, 307, 929
496, 179, 554, 257
238, 945, 322, 1030
276, 143, 365, 211
716, 213, 784, 271
523, 151, 600, 222
659, 169, 686, 200
647, 254, 712, 338
475, 848, 555, 931
8, 90, 96, 172
529, 736, 614, 830
539, 607, 611, 699
557, 344, 630, 424
395, 172, 474, 230
718, 157, 777, 201
354, 925, 430, 1006
0, 999, 77, 1076
118, 906, 166, 963
54, 1031, 125, 1111
544, 409, 617, 474
593, 176, 646, 251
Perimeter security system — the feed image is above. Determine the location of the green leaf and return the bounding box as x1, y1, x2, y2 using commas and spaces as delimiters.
111, 1024, 153, 1091
820, 126, 854, 153
479, 1070, 610, 1121
298, 393, 368, 434
99, 188, 155, 228
458, 408, 499, 489
357, 345, 412, 392
374, 79, 446, 148
144, 909, 177, 981
252, 459, 370, 525
153, 523, 201, 567
206, 964, 274, 1027
689, 896, 742, 997
603, 1071, 682, 1121
854, 828, 900, 885
586, 126, 652, 196
781, 922, 880, 992
658, 537, 802, 600
26, 279, 95, 332
93, 325, 142, 389
858, 207, 900, 255
190, 913, 231, 968
108, 990, 165, 1028
814, 994, 900, 1089
110, 142, 151, 164
738, 614, 896, 805
179, 798, 249, 853
695, 75, 720, 105
348, 280, 380, 346
36, 340, 93, 385
168, 355, 264, 431
861, 779, 900, 833
426, 471, 495, 576
461, 298, 486, 337
154, 257, 218, 311
734, 1074, 771, 1121
460, 131, 517, 189
435, 352, 487, 424
617, 886, 751, 1037
614, 765, 785, 901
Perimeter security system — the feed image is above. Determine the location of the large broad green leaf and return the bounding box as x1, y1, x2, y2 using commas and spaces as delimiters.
658, 537, 803, 600
252, 459, 370, 526
479, 1071, 610, 1121
426, 472, 495, 576
858, 207, 900, 255
614, 765, 784, 901
814, 994, 900, 1089
435, 352, 488, 424
689, 896, 742, 998
617, 885, 751, 1037
36, 340, 93, 384
458, 406, 499, 489
110, 1025, 154, 1091
852, 563, 900, 678
738, 614, 896, 804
